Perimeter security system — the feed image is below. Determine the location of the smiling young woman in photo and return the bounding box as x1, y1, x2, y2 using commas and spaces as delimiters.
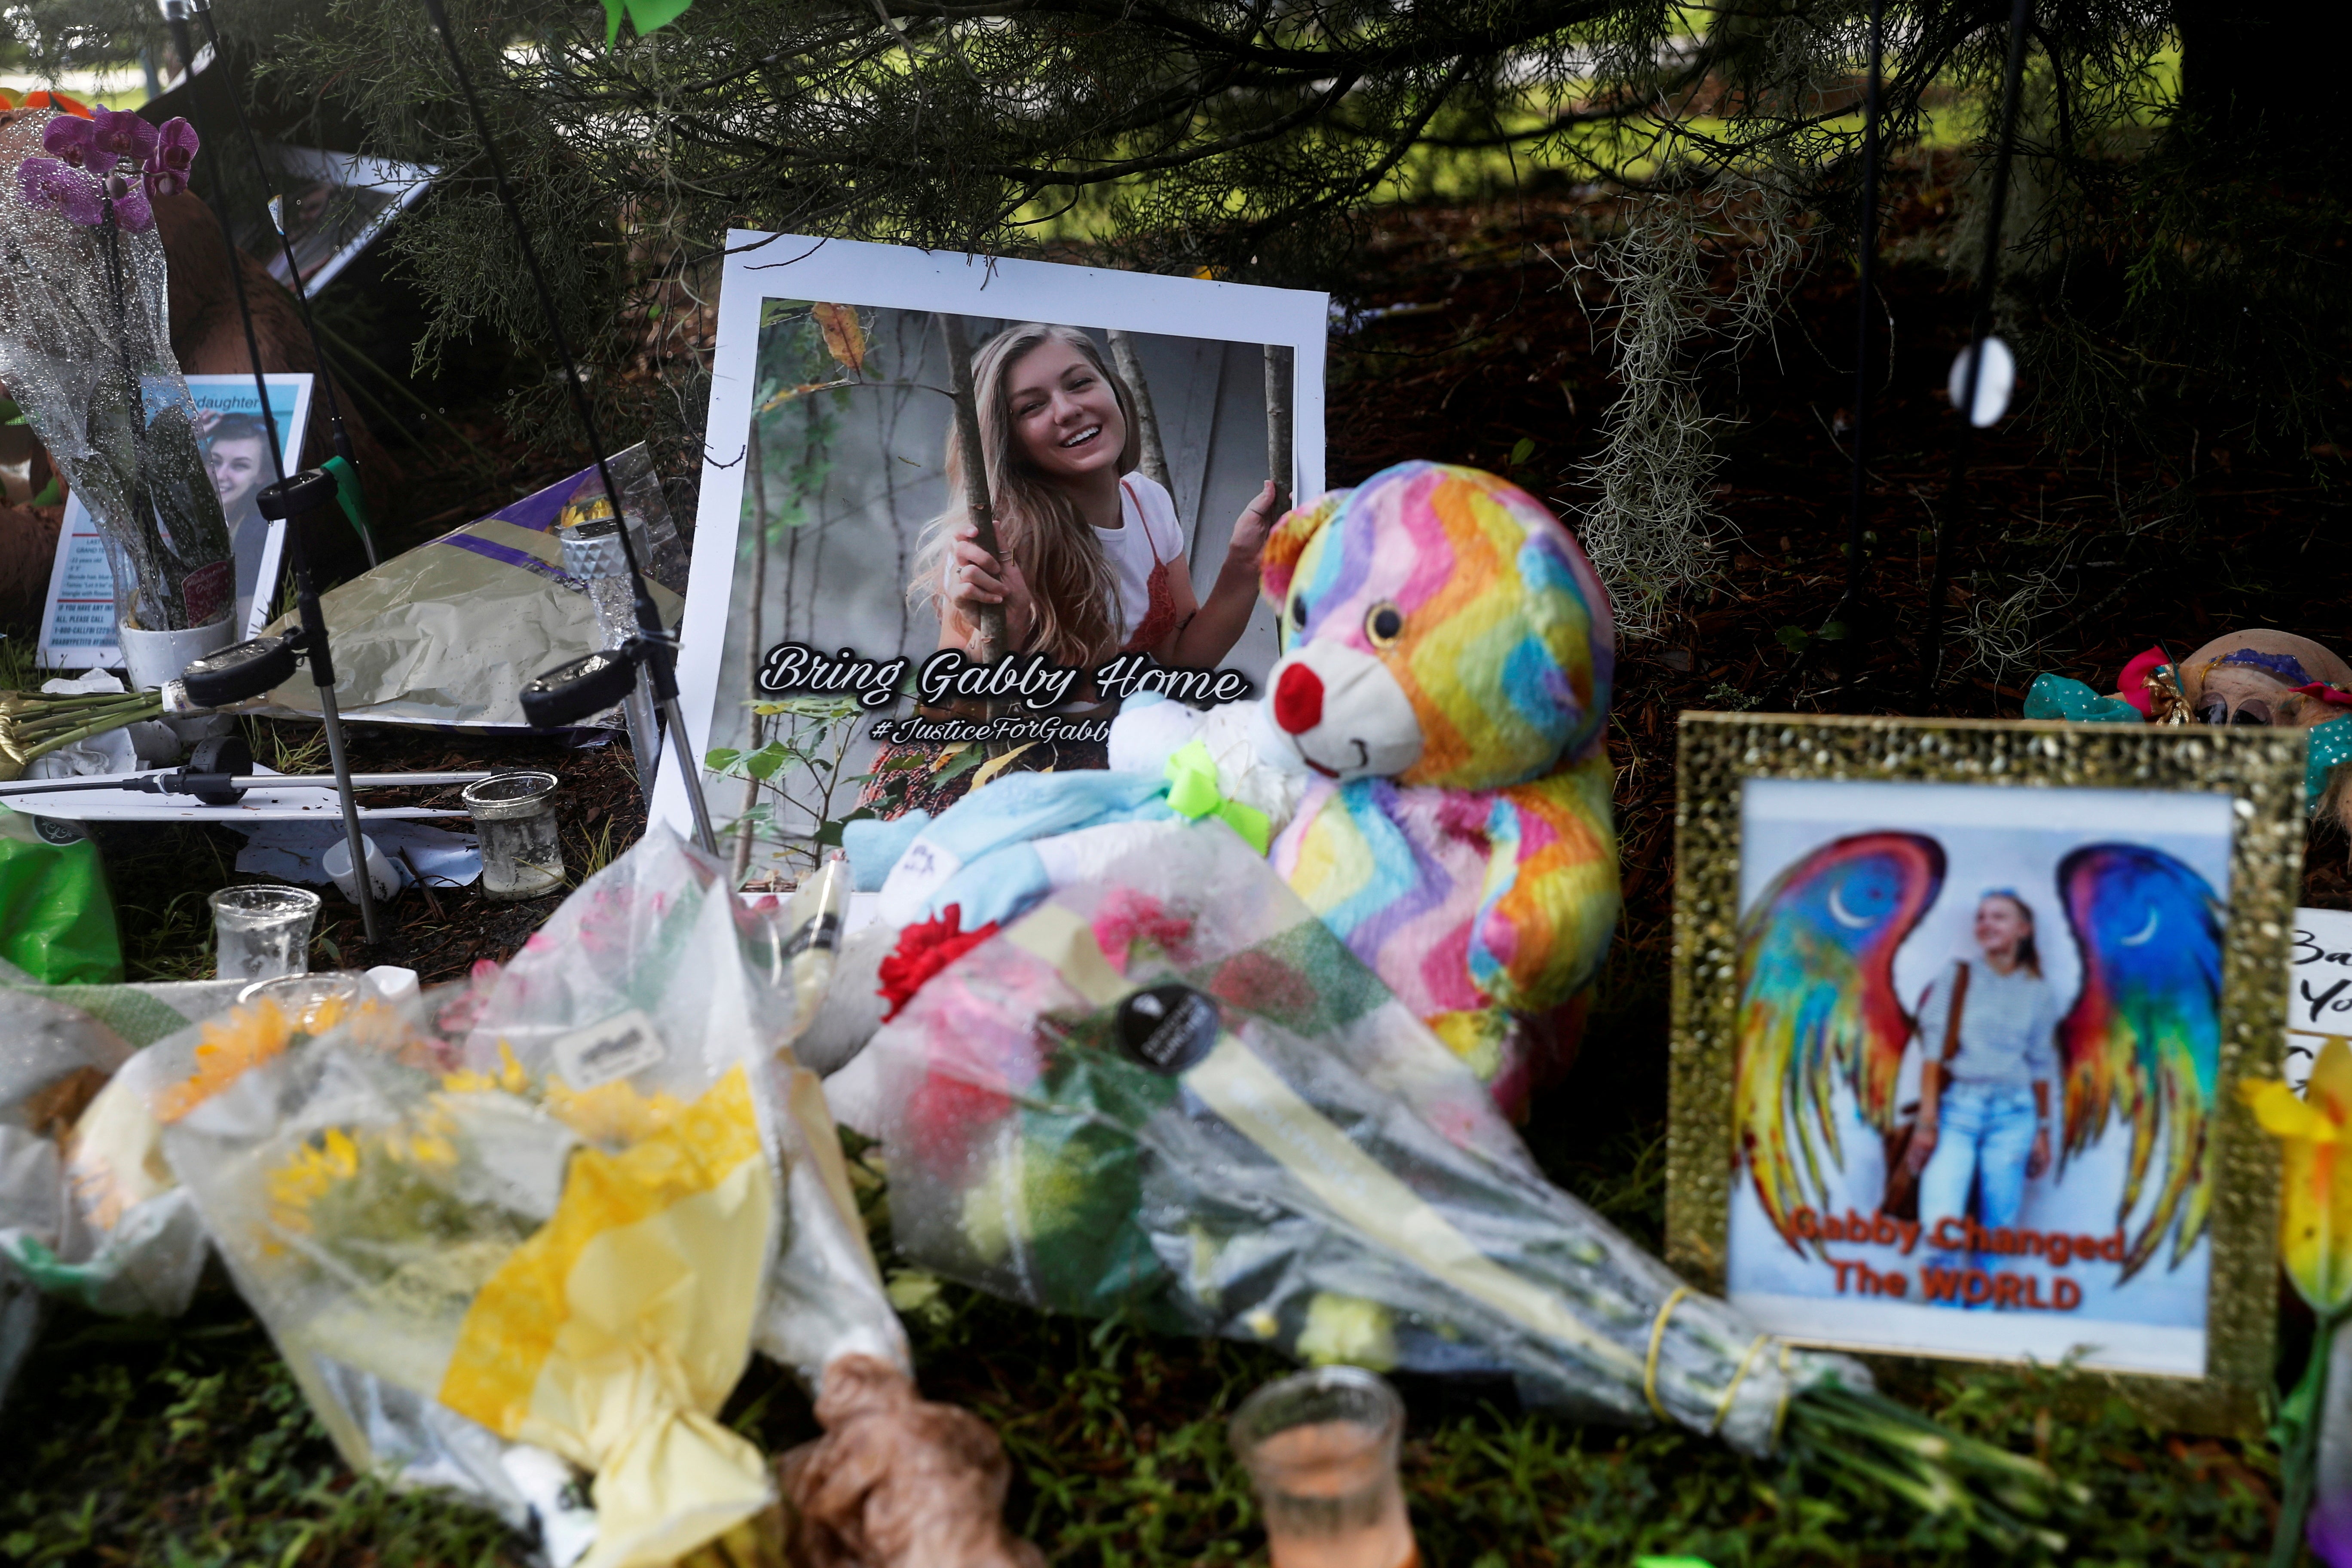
921, 322, 1277, 671
866, 322, 1280, 816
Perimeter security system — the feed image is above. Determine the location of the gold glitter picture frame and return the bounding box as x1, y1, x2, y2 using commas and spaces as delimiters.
1664, 712, 2306, 1434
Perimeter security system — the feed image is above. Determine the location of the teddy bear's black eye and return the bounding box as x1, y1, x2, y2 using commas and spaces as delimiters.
1366, 602, 1404, 646
1289, 595, 1308, 629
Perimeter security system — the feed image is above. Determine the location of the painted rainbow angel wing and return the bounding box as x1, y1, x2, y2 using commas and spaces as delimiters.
1733, 832, 1945, 1243
2057, 842, 2224, 1280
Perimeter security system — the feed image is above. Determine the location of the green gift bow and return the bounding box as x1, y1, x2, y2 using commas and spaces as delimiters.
1163, 738, 1271, 854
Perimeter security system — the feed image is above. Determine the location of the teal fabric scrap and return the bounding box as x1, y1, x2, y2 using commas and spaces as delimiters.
2024, 673, 2144, 726
2309, 716, 2352, 813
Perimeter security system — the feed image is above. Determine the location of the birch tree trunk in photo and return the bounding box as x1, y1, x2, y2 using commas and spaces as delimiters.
734, 414, 769, 885
937, 312, 1008, 666
937, 312, 1010, 754
1264, 343, 1295, 511
1106, 329, 1169, 490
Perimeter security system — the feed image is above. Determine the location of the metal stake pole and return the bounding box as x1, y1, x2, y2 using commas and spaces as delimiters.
418, 0, 717, 852
184, 0, 377, 564
1834, 0, 1885, 651
1920, 0, 2034, 693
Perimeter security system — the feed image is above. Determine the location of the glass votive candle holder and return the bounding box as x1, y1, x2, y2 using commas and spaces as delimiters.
236, 972, 364, 1031
1231, 1366, 1418, 1568
462, 770, 565, 901
211, 885, 321, 983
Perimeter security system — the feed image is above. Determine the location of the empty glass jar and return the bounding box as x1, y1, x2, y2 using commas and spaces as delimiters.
210, 885, 320, 983
462, 770, 565, 900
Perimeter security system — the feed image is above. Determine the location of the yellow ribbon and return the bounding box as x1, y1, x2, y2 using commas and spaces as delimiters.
1164, 738, 1271, 854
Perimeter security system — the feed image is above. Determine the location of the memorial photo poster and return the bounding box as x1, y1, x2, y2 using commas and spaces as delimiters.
659, 234, 1328, 876
37, 373, 313, 670
1724, 778, 2236, 1377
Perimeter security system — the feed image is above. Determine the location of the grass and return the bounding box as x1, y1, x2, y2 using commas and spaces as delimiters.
1, 1113, 2288, 1568
2, 1298, 524, 1568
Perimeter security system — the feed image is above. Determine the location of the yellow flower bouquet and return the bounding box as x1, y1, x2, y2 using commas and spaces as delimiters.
153, 828, 897, 1568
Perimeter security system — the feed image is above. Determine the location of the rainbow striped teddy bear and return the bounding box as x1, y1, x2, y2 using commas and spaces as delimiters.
1259, 461, 1620, 1116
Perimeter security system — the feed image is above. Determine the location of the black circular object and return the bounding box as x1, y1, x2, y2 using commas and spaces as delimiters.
521, 647, 639, 729
1115, 983, 1221, 1075
185, 733, 255, 805
181, 634, 301, 707
256, 468, 340, 521
188, 734, 253, 775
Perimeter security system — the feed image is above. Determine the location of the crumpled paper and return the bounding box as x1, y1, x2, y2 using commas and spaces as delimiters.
255, 454, 680, 729
778, 1354, 1044, 1568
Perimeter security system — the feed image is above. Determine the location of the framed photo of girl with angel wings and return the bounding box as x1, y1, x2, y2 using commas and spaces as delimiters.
1664, 713, 2307, 1433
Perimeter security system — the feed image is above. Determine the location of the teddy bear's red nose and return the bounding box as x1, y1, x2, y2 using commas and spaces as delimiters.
1272, 662, 1323, 734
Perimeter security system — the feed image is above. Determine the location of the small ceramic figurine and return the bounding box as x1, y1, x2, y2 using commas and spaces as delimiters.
2027, 628, 2352, 836
2176, 630, 2352, 730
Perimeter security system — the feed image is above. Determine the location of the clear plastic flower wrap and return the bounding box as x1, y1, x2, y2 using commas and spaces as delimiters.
869, 821, 2073, 1539
153, 829, 904, 1568
0, 974, 248, 1409
0, 109, 233, 634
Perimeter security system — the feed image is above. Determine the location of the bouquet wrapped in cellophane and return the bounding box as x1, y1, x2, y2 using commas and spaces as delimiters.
870, 820, 2073, 1544
154, 828, 904, 1568
0, 106, 234, 637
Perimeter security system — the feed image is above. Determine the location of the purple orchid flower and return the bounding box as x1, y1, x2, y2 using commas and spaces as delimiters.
83, 105, 159, 177
40, 113, 95, 168
105, 172, 155, 233
18, 156, 104, 227
144, 117, 199, 200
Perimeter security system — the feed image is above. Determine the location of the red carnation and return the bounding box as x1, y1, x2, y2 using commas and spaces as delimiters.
877, 903, 999, 1021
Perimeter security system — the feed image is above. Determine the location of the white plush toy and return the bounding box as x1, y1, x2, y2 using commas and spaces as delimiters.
1105, 690, 1308, 842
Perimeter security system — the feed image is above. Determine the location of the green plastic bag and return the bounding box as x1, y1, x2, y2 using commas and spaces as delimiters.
0, 805, 122, 983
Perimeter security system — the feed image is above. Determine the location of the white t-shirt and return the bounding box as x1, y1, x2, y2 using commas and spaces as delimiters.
1094, 475, 1185, 646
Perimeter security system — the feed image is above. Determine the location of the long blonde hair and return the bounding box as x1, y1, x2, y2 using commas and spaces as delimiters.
912, 322, 1142, 668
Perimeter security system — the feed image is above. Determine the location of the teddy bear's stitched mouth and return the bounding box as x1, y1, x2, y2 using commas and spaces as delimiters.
1295, 737, 1368, 778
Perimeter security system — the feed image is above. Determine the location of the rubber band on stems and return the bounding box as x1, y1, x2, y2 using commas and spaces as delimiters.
1772, 1342, 1799, 1451
1703, 1334, 1773, 1437
1643, 1285, 1693, 1420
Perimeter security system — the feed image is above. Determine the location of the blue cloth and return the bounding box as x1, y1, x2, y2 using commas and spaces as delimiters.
2024, 673, 2143, 725
1919, 1082, 2040, 1281
841, 812, 931, 891
879, 770, 1175, 927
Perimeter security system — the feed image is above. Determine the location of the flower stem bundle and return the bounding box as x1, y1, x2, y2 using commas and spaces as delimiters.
0, 687, 165, 780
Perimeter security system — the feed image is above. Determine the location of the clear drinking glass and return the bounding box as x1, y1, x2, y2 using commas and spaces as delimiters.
463, 771, 565, 900
211, 885, 321, 983
1231, 1367, 1418, 1568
